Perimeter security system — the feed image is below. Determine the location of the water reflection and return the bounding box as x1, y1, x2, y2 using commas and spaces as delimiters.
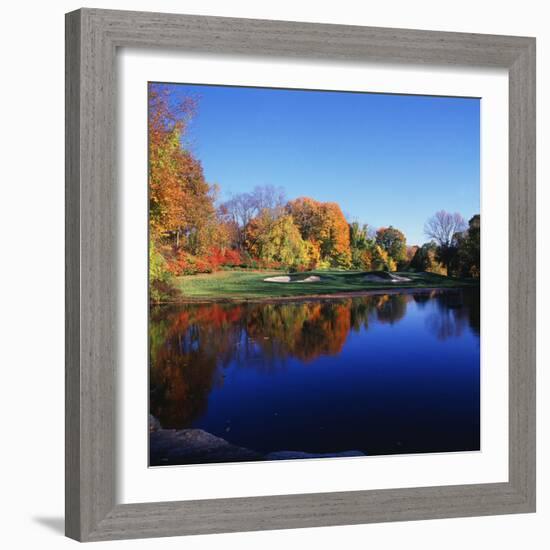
425, 289, 480, 340
150, 289, 480, 436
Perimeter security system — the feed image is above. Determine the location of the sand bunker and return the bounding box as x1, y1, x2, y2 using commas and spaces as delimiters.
363, 273, 412, 283
298, 275, 321, 283
264, 275, 322, 283
264, 276, 292, 283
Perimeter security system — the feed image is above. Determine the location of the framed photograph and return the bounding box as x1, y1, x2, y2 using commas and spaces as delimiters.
65, 8, 536, 542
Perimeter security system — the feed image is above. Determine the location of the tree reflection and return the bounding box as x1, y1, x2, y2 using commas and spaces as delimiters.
425, 289, 480, 340
374, 294, 409, 324
150, 290, 479, 428
149, 304, 243, 428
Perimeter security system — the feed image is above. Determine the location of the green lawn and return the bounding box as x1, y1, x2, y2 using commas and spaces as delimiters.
173, 269, 478, 301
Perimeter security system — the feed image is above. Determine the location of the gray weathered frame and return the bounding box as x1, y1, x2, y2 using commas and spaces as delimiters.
65, 8, 536, 542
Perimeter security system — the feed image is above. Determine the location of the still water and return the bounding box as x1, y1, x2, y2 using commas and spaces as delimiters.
150, 289, 480, 462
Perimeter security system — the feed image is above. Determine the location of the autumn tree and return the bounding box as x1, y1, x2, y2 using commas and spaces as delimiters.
409, 242, 447, 275
287, 198, 351, 268
148, 83, 228, 285
245, 211, 309, 269
220, 185, 286, 249
149, 84, 219, 253
148, 86, 193, 242
375, 226, 407, 266
371, 244, 397, 272
360, 249, 374, 271
319, 203, 352, 267
286, 197, 322, 241
349, 222, 380, 270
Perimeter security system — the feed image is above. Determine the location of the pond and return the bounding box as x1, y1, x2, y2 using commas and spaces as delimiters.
149, 289, 480, 465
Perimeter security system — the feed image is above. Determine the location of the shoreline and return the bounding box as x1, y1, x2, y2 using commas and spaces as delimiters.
149, 424, 366, 466
152, 284, 478, 306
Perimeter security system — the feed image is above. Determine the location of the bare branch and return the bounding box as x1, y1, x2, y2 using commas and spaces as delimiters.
219, 185, 287, 247
424, 210, 467, 248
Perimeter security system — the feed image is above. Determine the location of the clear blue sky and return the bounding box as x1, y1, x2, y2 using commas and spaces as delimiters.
160, 83, 480, 246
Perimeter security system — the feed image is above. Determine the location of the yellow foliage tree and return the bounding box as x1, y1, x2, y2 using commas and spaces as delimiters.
287, 198, 351, 268
245, 212, 310, 269
371, 245, 394, 271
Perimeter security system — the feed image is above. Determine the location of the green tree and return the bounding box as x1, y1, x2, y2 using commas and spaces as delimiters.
453, 214, 480, 277
410, 242, 446, 275
375, 226, 407, 266
423, 210, 467, 271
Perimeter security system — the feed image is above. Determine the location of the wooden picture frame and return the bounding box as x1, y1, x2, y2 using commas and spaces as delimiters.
65, 8, 536, 542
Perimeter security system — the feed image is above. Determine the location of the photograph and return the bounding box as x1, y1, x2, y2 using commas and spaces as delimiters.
148, 81, 481, 467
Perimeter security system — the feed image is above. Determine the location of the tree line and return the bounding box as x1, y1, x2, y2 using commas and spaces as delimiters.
149, 85, 480, 299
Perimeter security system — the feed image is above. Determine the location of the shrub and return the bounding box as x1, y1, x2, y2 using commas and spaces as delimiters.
149, 279, 180, 303
149, 240, 180, 303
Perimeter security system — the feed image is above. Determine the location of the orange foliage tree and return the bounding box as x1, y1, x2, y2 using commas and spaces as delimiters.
286, 198, 351, 268
148, 84, 233, 283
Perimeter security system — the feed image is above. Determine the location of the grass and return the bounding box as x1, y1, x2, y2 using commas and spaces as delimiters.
173, 269, 479, 302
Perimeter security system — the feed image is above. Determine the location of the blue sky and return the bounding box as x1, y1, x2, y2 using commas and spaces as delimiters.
158, 83, 479, 246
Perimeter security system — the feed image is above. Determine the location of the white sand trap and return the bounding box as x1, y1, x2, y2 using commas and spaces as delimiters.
264, 275, 322, 283
297, 275, 321, 283
264, 276, 292, 283
363, 273, 412, 283
389, 273, 412, 282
